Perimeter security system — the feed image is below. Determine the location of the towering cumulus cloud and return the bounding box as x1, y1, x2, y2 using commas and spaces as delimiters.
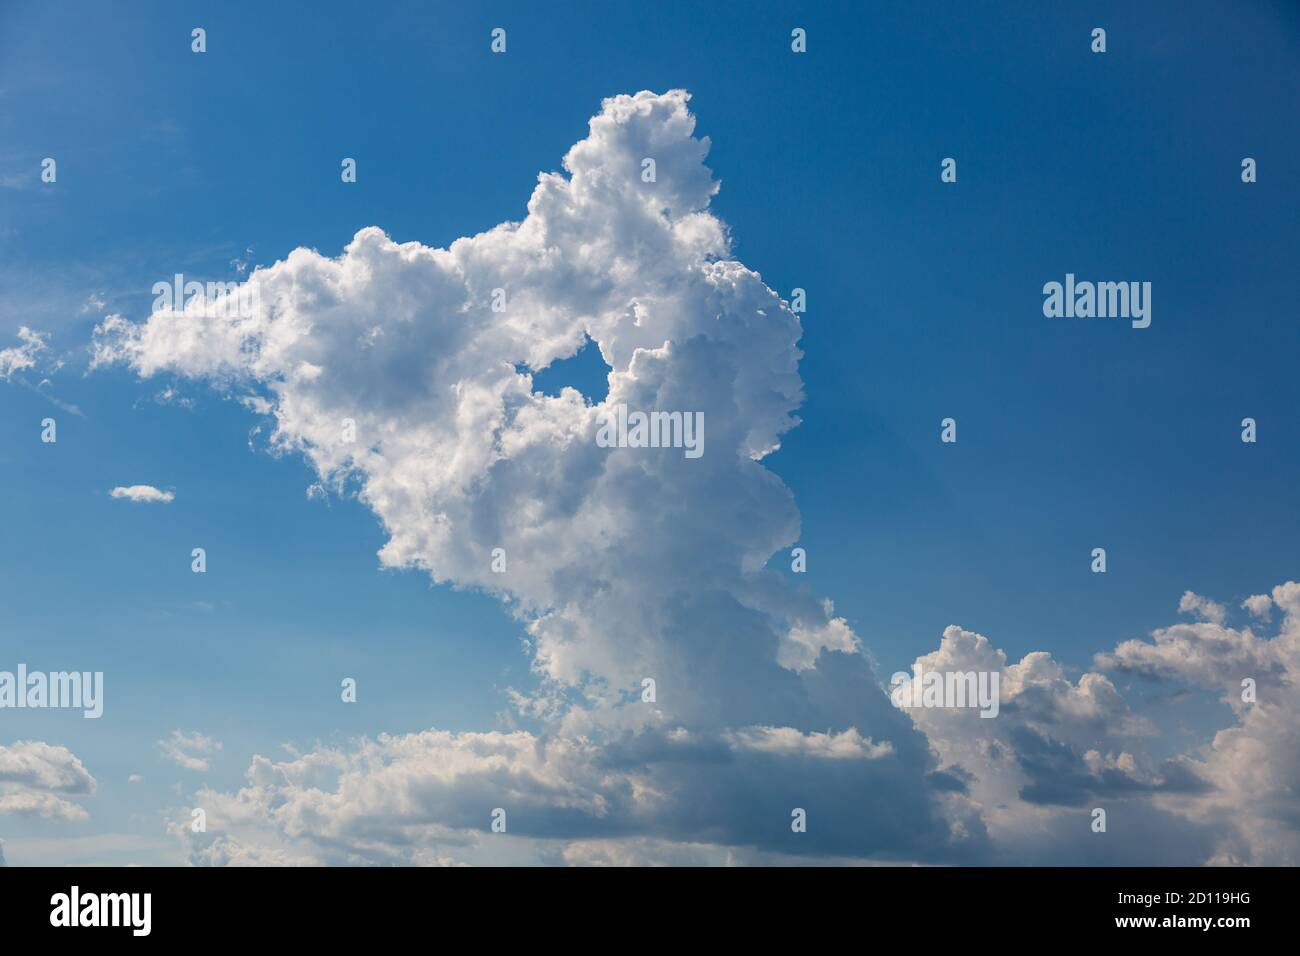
91, 91, 1296, 865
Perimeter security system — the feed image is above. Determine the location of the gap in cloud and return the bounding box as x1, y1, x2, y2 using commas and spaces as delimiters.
526, 335, 611, 403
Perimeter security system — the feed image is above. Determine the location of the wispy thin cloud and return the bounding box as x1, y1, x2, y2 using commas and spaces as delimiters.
156, 730, 221, 772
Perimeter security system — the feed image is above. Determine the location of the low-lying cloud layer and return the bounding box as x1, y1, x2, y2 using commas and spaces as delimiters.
89, 90, 1299, 865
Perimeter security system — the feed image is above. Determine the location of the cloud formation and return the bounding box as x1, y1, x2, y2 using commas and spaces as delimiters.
92, 90, 1299, 866
0, 740, 96, 822
0, 327, 47, 381
1095, 581, 1300, 865
98, 90, 972, 864
110, 485, 175, 504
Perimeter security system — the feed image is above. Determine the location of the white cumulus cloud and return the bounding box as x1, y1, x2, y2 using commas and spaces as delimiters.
90, 90, 1300, 867
0, 327, 47, 381
158, 730, 222, 772
110, 485, 175, 503
100, 90, 971, 866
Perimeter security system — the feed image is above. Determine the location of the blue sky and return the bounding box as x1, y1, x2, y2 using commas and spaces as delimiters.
1, 1, 1298, 866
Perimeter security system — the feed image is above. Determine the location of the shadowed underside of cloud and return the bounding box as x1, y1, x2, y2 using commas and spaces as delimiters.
91, 90, 1299, 866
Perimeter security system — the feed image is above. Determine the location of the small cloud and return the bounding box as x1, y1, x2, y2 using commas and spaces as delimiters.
157, 730, 221, 772
80, 293, 107, 314
152, 386, 195, 409
229, 246, 255, 276
1178, 590, 1226, 624
110, 485, 175, 504
726, 726, 894, 760
128, 774, 144, 783
1242, 594, 1273, 618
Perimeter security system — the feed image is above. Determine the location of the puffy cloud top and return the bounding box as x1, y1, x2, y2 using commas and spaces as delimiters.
0, 740, 96, 822
92, 90, 829, 718
88, 90, 1300, 867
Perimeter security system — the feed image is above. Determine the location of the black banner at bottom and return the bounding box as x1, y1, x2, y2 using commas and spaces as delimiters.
0, 866, 1281, 942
